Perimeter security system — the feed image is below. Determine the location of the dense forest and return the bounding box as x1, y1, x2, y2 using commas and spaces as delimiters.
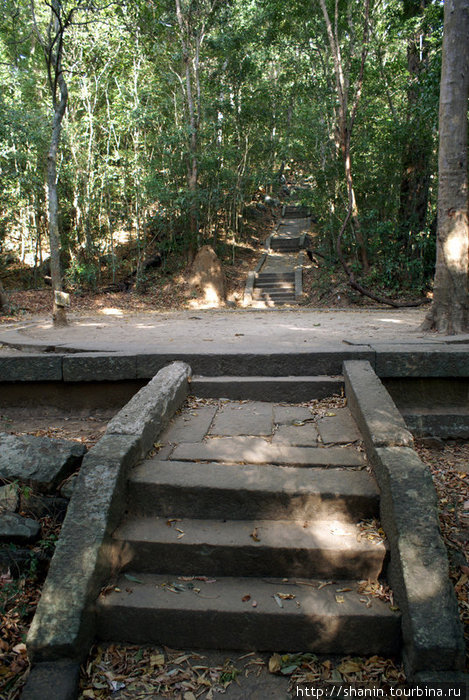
0, 0, 467, 328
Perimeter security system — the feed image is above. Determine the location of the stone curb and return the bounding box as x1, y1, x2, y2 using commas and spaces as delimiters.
3, 346, 469, 382
343, 360, 465, 677
25, 362, 191, 680
295, 250, 304, 299
243, 270, 256, 307
344, 360, 414, 447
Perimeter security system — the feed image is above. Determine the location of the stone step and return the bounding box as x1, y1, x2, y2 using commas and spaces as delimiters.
252, 292, 296, 302
271, 240, 301, 250
113, 515, 386, 579
251, 298, 297, 307
403, 410, 469, 439
170, 437, 365, 467
190, 375, 344, 400
257, 272, 295, 281
253, 289, 296, 296
128, 460, 380, 520
96, 573, 401, 655
254, 281, 295, 289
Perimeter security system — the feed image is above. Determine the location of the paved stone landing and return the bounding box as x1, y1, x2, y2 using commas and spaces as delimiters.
159, 398, 364, 466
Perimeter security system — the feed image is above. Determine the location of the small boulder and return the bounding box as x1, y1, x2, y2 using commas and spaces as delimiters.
0, 512, 40, 544
189, 245, 226, 307
0, 434, 86, 493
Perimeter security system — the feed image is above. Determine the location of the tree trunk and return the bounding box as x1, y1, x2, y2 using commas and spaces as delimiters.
48, 92, 68, 327
0, 279, 8, 312
398, 0, 432, 249
422, 0, 469, 334
319, 0, 370, 274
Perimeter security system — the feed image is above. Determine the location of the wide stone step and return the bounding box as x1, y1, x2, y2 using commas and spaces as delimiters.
170, 437, 365, 467
128, 461, 379, 520
252, 292, 296, 302
96, 573, 401, 655
257, 273, 295, 282
113, 516, 386, 579
255, 281, 295, 289
190, 375, 344, 400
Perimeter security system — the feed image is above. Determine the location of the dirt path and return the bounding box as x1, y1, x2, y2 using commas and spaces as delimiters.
0, 307, 461, 355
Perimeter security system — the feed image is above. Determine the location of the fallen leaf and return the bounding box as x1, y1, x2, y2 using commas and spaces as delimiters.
337, 659, 362, 674
250, 527, 260, 542
335, 595, 345, 604
150, 653, 165, 667
242, 594, 251, 602
276, 592, 296, 600
268, 653, 282, 673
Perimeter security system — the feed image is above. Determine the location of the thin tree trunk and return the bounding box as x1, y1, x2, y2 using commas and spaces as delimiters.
48, 79, 68, 326
422, 0, 469, 334
0, 279, 8, 312
319, 0, 370, 273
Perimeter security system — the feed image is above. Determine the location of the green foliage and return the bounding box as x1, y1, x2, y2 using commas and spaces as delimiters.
0, 0, 444, 296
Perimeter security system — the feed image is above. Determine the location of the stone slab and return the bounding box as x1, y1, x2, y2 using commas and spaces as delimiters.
375, 345, 469, 377
404, 412, 469, 440
21, 659, 80, 700
0, 433, 86, 492
27, 363, 191, 662
159, 405, 217, 444
62, 353, 137, 382
106, 361, 191, 458
317, 408, 361, 444
273, 405, 313, 424
209, 401, 273, 436
115, 516, 386, 580
129, 460, 380, 521
171, 437, 364, 467
0, 354, 62, 382
137, 350, 374, 378
96, 573, 401, 656
384, 377, 469, 409
191, 376, 343, 401
272, 423, 318, 445
343, 360, 414, 448
0, 512, 40, 543
370, 445, 465, 674
27, 433, 141, 662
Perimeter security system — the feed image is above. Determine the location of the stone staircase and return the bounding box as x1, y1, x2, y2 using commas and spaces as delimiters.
244, 205, 312, 307
96, 397, 401, 656
251, 271, 296, 306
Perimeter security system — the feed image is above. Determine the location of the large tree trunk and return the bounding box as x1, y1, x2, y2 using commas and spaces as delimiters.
422, 0, 469, 334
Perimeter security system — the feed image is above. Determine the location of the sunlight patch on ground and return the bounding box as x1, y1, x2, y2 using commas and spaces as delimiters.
100, 308, 124, 316
377, 318, 407, 324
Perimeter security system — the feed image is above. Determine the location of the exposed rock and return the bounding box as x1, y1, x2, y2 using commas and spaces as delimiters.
0, 512, 40, 543
0, 433, 86, 493
189, 245, 226, 307
60, 474, 78, 500
0, 483, 19, 513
